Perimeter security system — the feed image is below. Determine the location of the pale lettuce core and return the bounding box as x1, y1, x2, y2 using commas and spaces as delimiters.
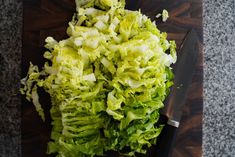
21, 0, 177, 156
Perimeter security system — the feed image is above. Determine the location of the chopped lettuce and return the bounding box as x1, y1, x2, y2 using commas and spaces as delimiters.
21, 0, 176, 156
156, 9, 169, 22
162, 9, 169, 22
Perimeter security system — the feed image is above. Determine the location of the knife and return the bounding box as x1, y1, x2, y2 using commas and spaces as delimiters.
150, 29, 199, 157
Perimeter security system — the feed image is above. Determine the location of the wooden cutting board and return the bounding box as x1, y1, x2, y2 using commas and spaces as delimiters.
22, 0, 203, 156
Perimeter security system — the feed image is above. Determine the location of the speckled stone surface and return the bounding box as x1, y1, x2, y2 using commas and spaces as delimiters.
203, 0, 235, 156
0, 0, 22, 156
0, 0, 235, 157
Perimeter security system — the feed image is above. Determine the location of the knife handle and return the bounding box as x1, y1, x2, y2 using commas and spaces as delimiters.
150, 123, 178, 157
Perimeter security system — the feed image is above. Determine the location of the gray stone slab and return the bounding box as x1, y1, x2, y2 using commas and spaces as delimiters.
203, 0, 235, 156
0, 0, 22, 157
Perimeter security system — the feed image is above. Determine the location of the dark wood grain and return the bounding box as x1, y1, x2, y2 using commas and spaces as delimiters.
22, 0, 203, 157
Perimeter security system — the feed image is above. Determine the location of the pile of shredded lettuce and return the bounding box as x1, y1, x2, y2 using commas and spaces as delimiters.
21, 0, 177, 156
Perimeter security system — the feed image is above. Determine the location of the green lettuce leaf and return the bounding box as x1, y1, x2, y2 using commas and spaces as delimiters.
21, 0, 177, 156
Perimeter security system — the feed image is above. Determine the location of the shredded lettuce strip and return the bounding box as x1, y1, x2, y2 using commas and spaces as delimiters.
21, 0, 177, 156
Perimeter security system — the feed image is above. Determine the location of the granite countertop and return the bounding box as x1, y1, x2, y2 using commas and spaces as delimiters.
0, 0, 235, 156
0, 0, 22, 156
203, 0, 235, 156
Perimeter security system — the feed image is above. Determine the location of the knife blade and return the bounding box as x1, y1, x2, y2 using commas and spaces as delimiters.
152, 29, 199, 157
163, 29, 199, 126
